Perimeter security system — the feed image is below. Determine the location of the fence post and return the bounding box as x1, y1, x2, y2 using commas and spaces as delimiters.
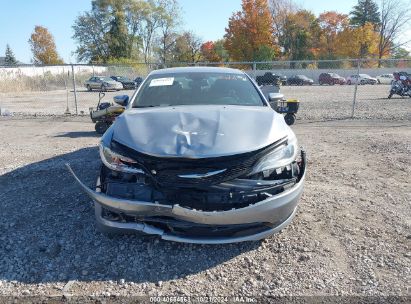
71, 64, 78, 115
253, 62, 256, 80
351, 59, 361, 118
64, 70, 70, 115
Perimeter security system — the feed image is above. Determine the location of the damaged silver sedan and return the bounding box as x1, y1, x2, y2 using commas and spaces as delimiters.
68, 67, 306, 244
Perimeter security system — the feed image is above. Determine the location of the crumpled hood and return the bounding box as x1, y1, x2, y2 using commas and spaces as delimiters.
111, 105, 289, 158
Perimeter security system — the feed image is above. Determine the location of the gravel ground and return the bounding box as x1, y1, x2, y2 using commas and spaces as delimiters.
1, 84, 411, 122
0, 114, 410, 302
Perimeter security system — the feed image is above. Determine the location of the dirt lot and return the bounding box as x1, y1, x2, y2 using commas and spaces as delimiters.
0, 113, 410, 301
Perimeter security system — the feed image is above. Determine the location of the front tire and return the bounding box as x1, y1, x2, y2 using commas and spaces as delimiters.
86, 84, 92, 91
284, 113, 296, 125
95, 121, 109, 134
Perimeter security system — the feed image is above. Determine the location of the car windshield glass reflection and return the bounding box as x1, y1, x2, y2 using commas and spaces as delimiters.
132, 72, 264, 108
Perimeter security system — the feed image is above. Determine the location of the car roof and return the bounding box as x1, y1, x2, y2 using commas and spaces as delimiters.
149, 66, 245, 76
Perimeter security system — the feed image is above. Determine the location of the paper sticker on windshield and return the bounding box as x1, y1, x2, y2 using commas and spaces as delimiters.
149, 77, 174, 87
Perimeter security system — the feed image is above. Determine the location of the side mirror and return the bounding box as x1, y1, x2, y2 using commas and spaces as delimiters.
268, 93, 284, 102
268, 93, 284, 109
113, 95, 129, 107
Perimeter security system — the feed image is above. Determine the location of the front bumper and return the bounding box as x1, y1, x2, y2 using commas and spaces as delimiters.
66, 156, 306, 244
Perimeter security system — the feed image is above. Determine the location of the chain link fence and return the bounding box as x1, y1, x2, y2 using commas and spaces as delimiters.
0, 59, 410, 121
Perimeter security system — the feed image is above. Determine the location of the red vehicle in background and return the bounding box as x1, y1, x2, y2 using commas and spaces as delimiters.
319, 73, 346, 85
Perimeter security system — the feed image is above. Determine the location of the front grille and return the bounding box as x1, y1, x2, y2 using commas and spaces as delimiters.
111, 137, 286, 188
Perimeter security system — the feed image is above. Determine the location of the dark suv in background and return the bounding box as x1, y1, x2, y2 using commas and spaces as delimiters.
319, 73, 346, 85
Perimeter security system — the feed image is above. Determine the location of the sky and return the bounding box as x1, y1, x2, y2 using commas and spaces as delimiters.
0, 0, 407, 64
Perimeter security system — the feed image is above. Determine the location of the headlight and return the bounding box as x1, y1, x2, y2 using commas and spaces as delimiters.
99, 143, 144, 174
248, 134, 298, 176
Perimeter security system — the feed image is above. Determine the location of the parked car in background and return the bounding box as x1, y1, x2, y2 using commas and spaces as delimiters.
287, 75, 314, 86
256, 72, 287, 86
110, 76, 137, 90
346, 74, 377, 85
134, 77, 144, 87
85, 76, 123, 91
376, 74, 394, 84
319, 73, 346, 85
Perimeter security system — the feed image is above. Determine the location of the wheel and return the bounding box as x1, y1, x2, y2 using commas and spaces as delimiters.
319, 81, 323, 85
347, 80, 351, 85
360, 80, 365, 85
284, 114, 296, 125
388, 92, 393, 99
86, 84, 92, 91
95, 121, 109, 134
100, 84, 107, 92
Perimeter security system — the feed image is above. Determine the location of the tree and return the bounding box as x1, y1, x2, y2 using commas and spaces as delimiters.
72, 0, 182, 63
213, 39, 230, 62
98, 0, 130, 58
156, 0, 181, 65
377, 0, 411, 62
318, 11, 349, 59
350, 0, 381, 27
4, 44, 18, 66
28, 26, 64, 64
72, 6, 111, 62
281, 10, 321, 61
171, 31, 203, 62
335, 22, 379, 58
391, 46, 410, 59
201, 41, 222, 62
268, 0, 298, 46
224, 0, 277, 62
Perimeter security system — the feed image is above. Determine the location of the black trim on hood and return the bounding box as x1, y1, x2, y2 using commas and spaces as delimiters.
110, 137, 288, 188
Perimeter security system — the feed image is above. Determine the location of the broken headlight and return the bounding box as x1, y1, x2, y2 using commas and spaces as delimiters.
248, 134, 298, 176
99, 142, 144, 174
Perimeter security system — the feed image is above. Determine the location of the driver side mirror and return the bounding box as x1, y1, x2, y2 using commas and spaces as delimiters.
113, 95, 129, 107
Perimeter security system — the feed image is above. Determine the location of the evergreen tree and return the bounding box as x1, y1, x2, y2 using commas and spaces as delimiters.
4, 44, 18, 66
350, 0, 380, 27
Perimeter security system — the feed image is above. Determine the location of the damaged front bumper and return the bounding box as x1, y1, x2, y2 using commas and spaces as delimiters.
66, 152, 306, 244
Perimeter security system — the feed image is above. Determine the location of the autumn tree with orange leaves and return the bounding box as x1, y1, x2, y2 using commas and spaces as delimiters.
201, 41, 222, 62
318, 11, 350, 59
28, 26, 64, 64
335, 22, 379, 59
224, 0, 278, 62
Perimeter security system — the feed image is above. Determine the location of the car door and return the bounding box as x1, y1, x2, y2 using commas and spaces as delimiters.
93, 77, 102, 89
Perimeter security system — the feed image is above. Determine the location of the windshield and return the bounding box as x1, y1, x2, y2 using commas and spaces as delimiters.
297, 75, 308, 79
132, 72, 264, 108
330, 73, 340, 77
114, 76, 131, 81
98, 77, 113, 82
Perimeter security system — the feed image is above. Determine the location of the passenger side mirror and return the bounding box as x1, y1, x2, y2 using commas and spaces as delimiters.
113, 95, 129, 107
